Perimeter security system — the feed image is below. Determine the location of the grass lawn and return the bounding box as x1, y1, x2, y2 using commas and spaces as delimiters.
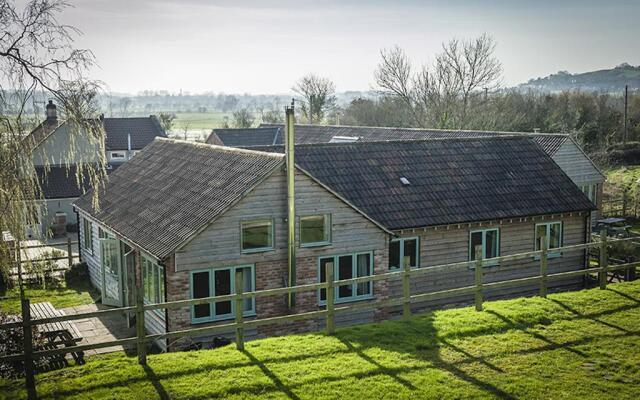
0, 276, 100, 315
172, 112, 232, 130
1, 281, 639, 399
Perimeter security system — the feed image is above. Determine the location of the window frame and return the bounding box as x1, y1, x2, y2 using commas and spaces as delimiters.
468, 228, 500, 267
534, 221, 563, 258
299, 214, 332, 247
82, 218, 93, 255
141, 253, 165, 318
240, 218, 275, 254
189, 264, 256, 324
389, 236, 420, 271
317, 251, 374, 305
580, 184, 596, 203
108, 151, 127, 161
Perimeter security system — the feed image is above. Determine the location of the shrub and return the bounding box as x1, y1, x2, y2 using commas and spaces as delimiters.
0, 312, 45, 378
23, 249, 65, 290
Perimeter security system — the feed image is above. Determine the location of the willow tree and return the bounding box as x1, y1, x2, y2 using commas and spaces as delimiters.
0, 0, 106, 283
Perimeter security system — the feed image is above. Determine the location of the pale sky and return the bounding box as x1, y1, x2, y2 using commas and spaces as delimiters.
60, 0, 640, 94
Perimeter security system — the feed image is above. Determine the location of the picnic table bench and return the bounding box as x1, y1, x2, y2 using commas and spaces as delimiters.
30, 302, 84, 364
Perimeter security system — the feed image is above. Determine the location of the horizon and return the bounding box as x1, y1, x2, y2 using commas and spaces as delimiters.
60, 0, 640, 95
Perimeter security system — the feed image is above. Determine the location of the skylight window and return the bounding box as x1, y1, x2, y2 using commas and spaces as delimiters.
400, 177, 411, 185
329, 136, 360, 143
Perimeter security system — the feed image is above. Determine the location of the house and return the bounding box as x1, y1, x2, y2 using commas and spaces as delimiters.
73, 134, 594, 350
207, 124, 605, 224
24, 101, 166, 237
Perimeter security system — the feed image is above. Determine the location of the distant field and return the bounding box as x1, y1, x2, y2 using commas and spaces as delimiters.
171, 112, 232, 130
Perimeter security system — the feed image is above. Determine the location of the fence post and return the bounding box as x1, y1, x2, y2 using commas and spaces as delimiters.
235, 269, 244, 350
474, 245, 483, 312
539, 234, 548, 298
325, 262, 335, 334
599, 230, 608, 290
66, 237, 72, 267
135, 251, 146, 365
402, 256, 411, 319
21, 298, 37, 400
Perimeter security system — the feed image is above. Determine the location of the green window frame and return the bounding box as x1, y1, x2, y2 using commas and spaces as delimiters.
300, 214, 331, 247
580, 184, 596, 203
469, 229, 500, 266
189, 265, 255, 324
318, 252, 374, 305
535, 221, 563, 257
240, 219, 275, 253
389, 237, 419, 270
141, 254, 165, 318
82, 218, 93, 255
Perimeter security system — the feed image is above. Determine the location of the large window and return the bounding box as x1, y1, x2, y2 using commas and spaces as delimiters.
108, 151, 127, 161
241, 219, 274, 253
82, 218, 93, 254
389, 237, 419, 270
190, 265, 255, 323
300, 214, 331, 247
535, 222, 563, 255
580, 184, 596, 203
319, 252, 373, 304
142, 255, 165, 317
469, 229, 500, 266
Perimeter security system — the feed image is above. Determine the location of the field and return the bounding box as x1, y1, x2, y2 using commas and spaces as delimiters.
1, 281, 639, 399
171, 112, 232, 130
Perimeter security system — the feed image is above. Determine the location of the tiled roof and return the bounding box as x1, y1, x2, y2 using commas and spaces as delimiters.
35, 165, 92, 199
206, 127, 281, 147
103, 116, 166, 150
74, 138, 284, 259
252, 124, 569, 156
291, 137, 595, 230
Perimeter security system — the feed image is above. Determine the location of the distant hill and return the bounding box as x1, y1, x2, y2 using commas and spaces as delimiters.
518, 63, 640, 93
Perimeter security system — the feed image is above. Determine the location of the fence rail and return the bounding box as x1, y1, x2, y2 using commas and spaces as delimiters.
1, 235, 639, 399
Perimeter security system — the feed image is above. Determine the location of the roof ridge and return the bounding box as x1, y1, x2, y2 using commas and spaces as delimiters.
263, 123, 569, 138
155, 137, 285, 158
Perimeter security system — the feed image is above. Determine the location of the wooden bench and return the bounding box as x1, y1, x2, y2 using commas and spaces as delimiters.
30, 302, 84, 364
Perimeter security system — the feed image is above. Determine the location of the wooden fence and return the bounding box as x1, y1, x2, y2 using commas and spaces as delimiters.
1, 234, 639, 399
602, 192, 640, 218
8, 238, 80, 279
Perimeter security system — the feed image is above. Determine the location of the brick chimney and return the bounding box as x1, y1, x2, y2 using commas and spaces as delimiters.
45, 100, 57, 123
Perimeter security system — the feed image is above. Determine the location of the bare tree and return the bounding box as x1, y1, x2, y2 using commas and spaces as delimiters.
118, 97, 132, 117
375, 34, 502, 129
292, 74, 336, 124
0, 0, 106, 281
232, 108, 255, 128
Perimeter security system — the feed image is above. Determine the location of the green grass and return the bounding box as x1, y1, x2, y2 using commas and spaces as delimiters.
172, 112, 232, 130
0, 276, 99, 315
2, 281, 640, 399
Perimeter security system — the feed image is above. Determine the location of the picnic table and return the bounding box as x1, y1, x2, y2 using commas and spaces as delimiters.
30, 302, 84, 364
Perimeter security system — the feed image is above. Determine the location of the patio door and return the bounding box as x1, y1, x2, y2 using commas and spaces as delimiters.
100, 237, 123, 307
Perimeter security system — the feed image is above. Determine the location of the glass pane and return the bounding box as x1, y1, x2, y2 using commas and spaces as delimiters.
192, 271, 210, 319
242, 220, 272, 250
404, 239, 418, 267
338, 255, 353, 298
319, 257, 332, 301
536, 225, 547, 250
151, 264, 158, 303
214, 269, 232, 316
470, 232, 483, 260
356, 253, 371, 296
158, 267, 165, 303
301, 215, 328, 244
240, 267, 253, 312
389, 240, 400, 269
550, 223, 561, 249
485, 230, 498, 259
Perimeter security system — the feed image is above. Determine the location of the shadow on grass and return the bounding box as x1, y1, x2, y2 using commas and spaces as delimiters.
143, 364, 170, 400
241, 349, 300, 400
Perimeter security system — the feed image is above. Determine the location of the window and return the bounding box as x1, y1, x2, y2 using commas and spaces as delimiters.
241, 219, 274, 253
319, 252, 373, 304
108, 151, 127, 161
469, 229, 500, 266
300, 214, 331, 247
580, 184, 596, 203
82, 218, 93, 254
535, 222, 563, 256
189, 265, 255, 323
389, 237, 419, 270
142, 255, 165, 316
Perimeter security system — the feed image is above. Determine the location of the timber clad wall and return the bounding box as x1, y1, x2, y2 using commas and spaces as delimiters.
168, 168, 388, 338
390, 213, 588, 312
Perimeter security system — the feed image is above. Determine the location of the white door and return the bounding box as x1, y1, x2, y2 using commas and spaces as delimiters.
100, 238, 123, 307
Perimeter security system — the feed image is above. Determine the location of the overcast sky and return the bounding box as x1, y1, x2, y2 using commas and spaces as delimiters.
60, 0, 640, 95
